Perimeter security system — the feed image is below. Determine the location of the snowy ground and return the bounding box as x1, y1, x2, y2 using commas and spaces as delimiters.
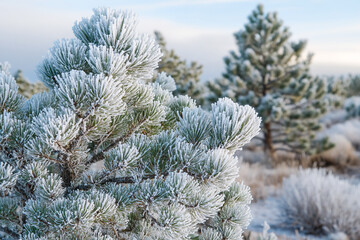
242, 164, 360, 240
249, 198, 329, 240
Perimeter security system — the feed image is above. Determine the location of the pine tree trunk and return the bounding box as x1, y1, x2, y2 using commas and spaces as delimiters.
264, 121, 276, 161
262, 74, 276, 162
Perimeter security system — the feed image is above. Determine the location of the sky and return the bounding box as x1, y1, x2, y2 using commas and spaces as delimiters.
1, 0, 360, 82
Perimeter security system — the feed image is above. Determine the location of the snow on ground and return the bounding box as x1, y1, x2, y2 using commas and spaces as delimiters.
249, 197, 343, 240
245, 165, 360, 240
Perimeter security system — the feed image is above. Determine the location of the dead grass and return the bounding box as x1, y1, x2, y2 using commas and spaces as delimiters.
237, 162, 298, 201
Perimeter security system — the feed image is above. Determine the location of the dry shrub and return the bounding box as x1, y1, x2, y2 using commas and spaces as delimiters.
313, 133, 359, 167
314, 119, 360, 167
279, 168, 360, 239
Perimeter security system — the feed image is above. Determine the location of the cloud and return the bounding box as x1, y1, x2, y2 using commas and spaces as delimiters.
123, 0, 253, 11
137, 17, 236, 80
0, 2, 91, 81
0, 0, 359, 82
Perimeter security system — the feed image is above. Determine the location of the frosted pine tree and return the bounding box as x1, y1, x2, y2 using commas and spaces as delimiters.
0, 8, 261, 239
154, 31, 205, 105
207, 5, 337, 160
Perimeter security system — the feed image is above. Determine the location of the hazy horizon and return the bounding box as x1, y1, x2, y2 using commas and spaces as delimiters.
1, 0, 360, 82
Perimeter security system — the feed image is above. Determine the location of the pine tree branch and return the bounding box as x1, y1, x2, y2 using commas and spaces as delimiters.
274, 147, 301, 154
90, 116, 127, 158
273, 131, 312, 142
74, 169, 201, 191
273, 140, 303, 154
112, 225, 121, 239
87, 119, 147, 165
51, 110, 93, 187
267, 71, 292, 86
86, 137, 125, 166
65, 108, 93, 152
73, 174, 163, 191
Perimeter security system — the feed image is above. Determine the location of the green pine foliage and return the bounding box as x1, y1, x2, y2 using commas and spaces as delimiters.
345, 75, 360, 97
342, 75, 360, 118
0, 8, 261, 239
206, 5, 341, 160
154, 31, 205, 105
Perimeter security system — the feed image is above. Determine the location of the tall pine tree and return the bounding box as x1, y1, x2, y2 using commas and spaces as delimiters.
207, 4, 337, 161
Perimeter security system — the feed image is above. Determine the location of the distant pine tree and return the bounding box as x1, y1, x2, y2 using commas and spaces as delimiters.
343, 75, 360, 118
14, 70, 47, 98
346, 75, 360, 97
155, 31, 205, 105
206, 4, 341, 161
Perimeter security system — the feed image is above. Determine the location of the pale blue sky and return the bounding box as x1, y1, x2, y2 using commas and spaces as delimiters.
1, 0, 360, 82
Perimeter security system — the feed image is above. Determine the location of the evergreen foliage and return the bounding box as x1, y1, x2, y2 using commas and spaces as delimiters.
206, 5, 341, 160
154, 31, 205, 105
344, 75, 360, 118
0, 8, 261, 239
345, 75, 360, 97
